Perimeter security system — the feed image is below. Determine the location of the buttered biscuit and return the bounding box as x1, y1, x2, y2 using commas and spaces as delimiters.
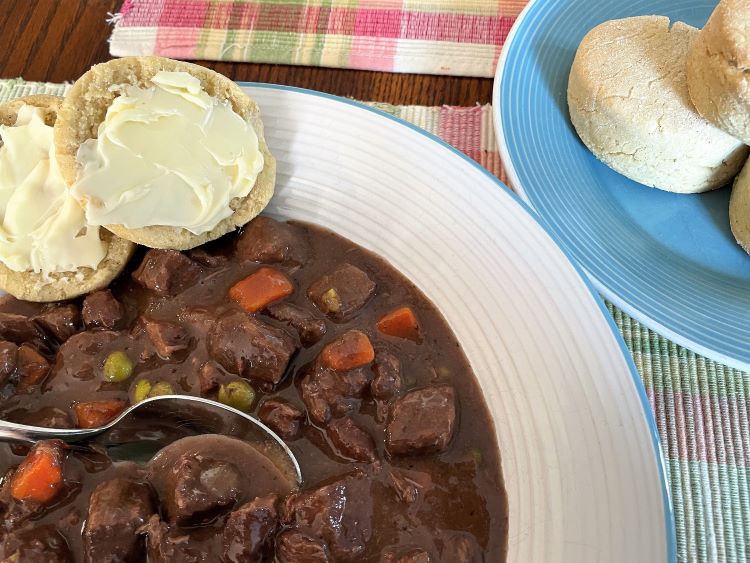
0, 95, 134, 302
55, 57, 276, 250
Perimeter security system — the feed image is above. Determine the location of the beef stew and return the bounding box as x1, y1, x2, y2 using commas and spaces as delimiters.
0, 217, 508, 561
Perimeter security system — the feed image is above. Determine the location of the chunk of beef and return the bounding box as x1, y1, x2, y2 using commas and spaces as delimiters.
58, 329, 120, 357
327, 417, 377, 462
385, 549, 432, 563
299, 365, 371, 425
0, 312, 42, 344
139, 515, 209, 563
258, 398, 304, 440
180, 308, 217, 328
386, 385, 456, 456
0, 525, 72, 563
281, 472, 373, 559
264, 302, 326, 347
83, 478, 154, 563
159, 454, 242, 525
276, 530, 330, 563
50, 330, 121, 383
82, 290, 124, 330
187, 247, 229, 268
373, 351, 403, 422
307, 263, 376, 321
235, 216, 305, 265
34, 304, 81, 343
207, 311, 296, 385
400, 549, 432, 563
372, 351, 402, 399
439, 531, 482, 563
198, 361, 223, 395
222, 494, 279, 563
178, 308, 217, 342
0, 341, 17, 385
15, 344, 50, 392
16, 407, 72, 429
388, 469, 434, 506
141, 318, 191, 358
132, 249, 202, 296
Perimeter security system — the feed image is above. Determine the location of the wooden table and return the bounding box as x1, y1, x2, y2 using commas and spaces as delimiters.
1, 0, 494, 106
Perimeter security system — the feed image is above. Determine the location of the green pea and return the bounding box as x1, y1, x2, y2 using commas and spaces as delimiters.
103, 351, 134, 383
217, 380, 255, 412
132, 379, 152, 403
148, 381, 174, 397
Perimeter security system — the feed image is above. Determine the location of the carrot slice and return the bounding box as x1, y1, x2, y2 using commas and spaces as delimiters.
321, 330, 375, 371
10, 440, 65, 504
229, 267, 294, 313
376, 307, 421, 342
74, 399, 127, 429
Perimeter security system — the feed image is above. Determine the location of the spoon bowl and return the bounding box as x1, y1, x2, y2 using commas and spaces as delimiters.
0, 395, 302, 486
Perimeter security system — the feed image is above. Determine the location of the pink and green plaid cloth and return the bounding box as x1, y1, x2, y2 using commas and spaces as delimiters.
108, 0, 525, 77
1, 77, 749, 562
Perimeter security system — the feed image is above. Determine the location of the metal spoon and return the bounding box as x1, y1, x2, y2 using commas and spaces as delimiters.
0, 395, 302, 485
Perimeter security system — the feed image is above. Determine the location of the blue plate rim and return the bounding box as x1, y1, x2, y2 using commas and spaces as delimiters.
492, 0, 749, 375
241, 80, 676, 563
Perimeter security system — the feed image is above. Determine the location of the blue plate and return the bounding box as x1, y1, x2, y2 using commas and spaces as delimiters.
494, 0, 750, 371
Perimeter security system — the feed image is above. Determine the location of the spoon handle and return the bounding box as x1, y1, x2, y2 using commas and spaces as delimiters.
0, 421, 95, 443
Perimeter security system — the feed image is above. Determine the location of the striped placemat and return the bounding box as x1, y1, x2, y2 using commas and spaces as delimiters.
108, 0, 523, 77
1, 77, 747, 563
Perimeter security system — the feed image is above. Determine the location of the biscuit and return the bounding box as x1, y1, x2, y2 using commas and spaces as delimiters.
0, 95, 135, 302
55, 56, 276, 250
568, 16, 748, 193
687, 0, 750, 145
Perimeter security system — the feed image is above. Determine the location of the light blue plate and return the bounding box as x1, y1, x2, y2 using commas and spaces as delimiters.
494, 0, 750, 371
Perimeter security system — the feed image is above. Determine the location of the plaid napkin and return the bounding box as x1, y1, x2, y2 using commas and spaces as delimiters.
2, 77, 748, 562
108, 0, 523, 77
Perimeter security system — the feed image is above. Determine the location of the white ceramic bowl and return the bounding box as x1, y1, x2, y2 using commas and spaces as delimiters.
245, 84, 674, 562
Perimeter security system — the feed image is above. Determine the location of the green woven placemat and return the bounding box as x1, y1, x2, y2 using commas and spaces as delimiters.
2, 77, 748, 563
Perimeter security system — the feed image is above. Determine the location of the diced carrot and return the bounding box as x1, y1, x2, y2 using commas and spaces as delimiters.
74, 399, 126, 429
229, 267, 294, 313
321, 330, 375, 371
376, 307, 422, 342
10, 440, 66, 504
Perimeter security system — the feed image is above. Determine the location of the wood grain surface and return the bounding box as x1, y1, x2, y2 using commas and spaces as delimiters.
0, 0, 494, 106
